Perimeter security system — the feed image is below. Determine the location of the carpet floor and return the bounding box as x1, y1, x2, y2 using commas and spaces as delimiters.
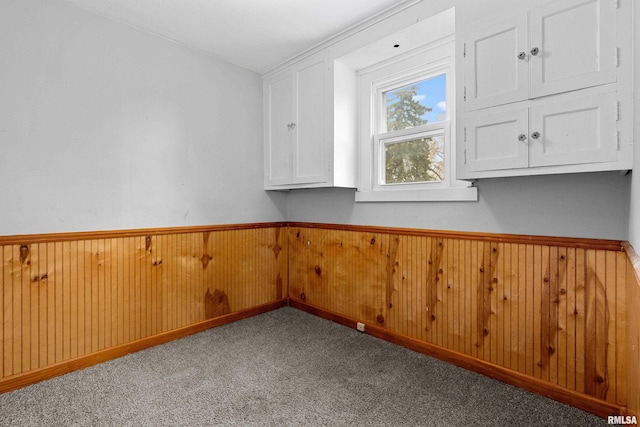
0, 307, 606, 426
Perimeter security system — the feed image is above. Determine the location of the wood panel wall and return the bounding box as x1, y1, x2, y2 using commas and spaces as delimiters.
625, 242, 640, 418
1, 221, 637, 418
0, 224, 287, 389
287, 223, 630, 416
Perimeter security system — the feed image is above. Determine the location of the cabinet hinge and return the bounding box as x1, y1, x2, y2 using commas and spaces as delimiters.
616, 101, 620, 121
463, 86, 467, 102
615, 47, 619, 67
463, 43, 466, 58
617, 132, 621, 150
464, 127, 467, 142
464, 149, 467, 165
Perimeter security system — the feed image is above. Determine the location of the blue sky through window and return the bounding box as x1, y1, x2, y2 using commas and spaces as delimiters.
412, 73, 446, 124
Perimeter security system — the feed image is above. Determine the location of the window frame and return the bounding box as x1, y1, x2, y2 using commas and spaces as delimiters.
356, 38, 477, 202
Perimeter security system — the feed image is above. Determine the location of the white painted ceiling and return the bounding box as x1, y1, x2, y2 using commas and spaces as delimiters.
62, 0, 409, 73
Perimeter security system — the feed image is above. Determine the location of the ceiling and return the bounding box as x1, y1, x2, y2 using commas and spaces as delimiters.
62, 0, 410, 74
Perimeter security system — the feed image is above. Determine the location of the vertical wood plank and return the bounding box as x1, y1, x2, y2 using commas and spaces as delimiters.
605, 250, 617, 404
26, 245, 37, 371
54, 241, 64, 363
615, 252, 627, 407
469, 240, 478, 358
516, 244, 526, 373
557, 247, 568, 389
2, 246, 12, 377
566, 247, 577, 391
37, 243, 47, 368
493, 242, 502, 367
91, 240, 100, 354
575, 248, 586, 393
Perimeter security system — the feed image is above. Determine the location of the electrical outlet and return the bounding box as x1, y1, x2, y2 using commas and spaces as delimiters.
356, 322, 365, 332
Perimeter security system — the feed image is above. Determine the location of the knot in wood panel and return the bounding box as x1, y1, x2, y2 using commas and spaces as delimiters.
204, 288, 230, 319
272, 244, 282, 258
200, 254, 212, 269
19, 245, 30, 264
300, 292, 306, 301
314, 265, 322, 275
376, 314, 385, 325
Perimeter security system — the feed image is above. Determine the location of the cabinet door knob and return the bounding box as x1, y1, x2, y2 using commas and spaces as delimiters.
531, 131, 540, 139
517, 52, 526, 60
530, 47, 540, 56
518, 134, 527, 141
287, 123, 296, 130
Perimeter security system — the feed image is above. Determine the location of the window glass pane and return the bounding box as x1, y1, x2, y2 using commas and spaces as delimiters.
383, 74, 447, 132
384, 134, 444, 184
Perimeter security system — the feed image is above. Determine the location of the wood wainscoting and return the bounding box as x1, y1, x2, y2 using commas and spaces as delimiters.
1, 221, 638, 418
287, 223, 634, 418
0, 223, 288, 393
624, 242, 640, 418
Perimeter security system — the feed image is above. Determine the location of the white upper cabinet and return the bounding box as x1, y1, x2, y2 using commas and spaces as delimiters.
264, 53, 357, 190
264, 72, 293, 186
459, 0, 631, 179
464, 104, 529, 172
464, 86, 618, 173
528, 89, 617, 167
529, 0, 616, 98
264, 54, 329, 189
292, 56, 327, 185
464, 0, 617, 112
464, 13, 529, 111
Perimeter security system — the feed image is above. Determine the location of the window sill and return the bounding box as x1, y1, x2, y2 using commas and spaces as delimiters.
355, 186, 478, 202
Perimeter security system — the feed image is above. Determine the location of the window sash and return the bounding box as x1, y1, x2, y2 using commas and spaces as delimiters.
374, 122, 451, 191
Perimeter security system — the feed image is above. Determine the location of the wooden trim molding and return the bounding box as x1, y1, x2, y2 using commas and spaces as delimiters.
0, 300, 286, 395
286, 222, 624, 251
0, 222, 289, 245
290, 300, 625, 418
0, 221, 623, 251
623, 241, 640, 282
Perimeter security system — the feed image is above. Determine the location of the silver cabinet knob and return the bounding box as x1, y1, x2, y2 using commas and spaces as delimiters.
287, 123, 296, 130
517, 52, 526, 60
530, 47, 540, 56
531, 131, 540, 139
518, 134, 527, 141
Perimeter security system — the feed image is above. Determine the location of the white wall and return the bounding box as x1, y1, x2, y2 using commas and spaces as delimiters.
286, 0, 633, 241
287, 172, 630, 240
1, 0, 633, 242
0, 0, 286, 236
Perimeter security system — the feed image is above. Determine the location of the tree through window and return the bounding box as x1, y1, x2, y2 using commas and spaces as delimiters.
378, 74, 447, 185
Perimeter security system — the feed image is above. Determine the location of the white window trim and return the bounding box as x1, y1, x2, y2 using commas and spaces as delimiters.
356, 39, 477, 202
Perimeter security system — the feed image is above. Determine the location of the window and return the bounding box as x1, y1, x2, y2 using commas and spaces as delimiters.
356, 39, 477, 202
378, 72, 447, 186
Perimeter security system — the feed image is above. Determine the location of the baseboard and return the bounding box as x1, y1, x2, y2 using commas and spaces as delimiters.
289, 299, 626, 419
0, 299, 287, 395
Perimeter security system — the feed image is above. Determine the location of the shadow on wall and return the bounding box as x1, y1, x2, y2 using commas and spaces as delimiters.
282, 171, 630, 240
478, 171, 630, 239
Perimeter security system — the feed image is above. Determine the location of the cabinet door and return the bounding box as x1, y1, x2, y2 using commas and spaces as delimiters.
464, 105, 529, 172
293, 56, 327, 185
265, 72, 293, 186
464, 13, 529, 111
530, 0, 616, 98
529, 90, 617, 167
